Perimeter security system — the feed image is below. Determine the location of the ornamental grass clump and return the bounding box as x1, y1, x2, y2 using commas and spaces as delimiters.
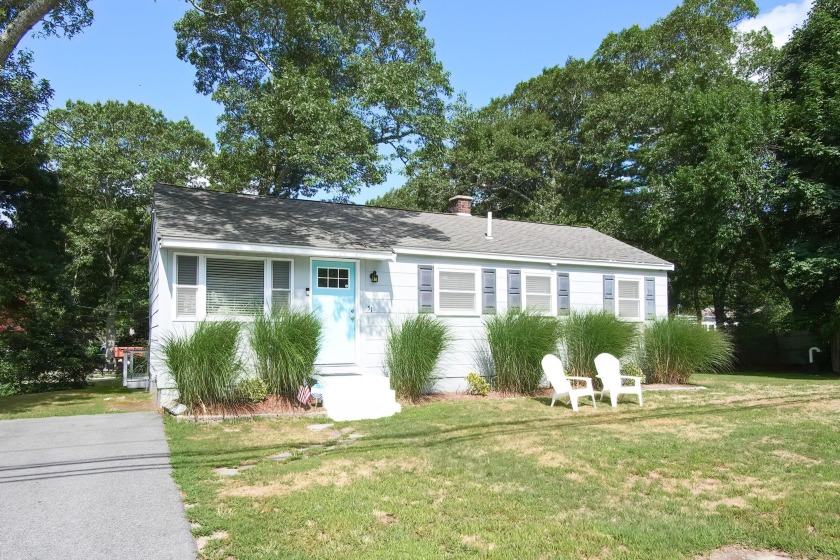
386, 315, 450, 400
560, 310, 639, 377
249, 309, 322, 398
641, 318, 734, 384
485, 310, 562, 393
162, 320, 242, 410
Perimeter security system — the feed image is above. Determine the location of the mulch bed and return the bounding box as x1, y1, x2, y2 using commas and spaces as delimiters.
175, 395, 326, 422
404, 388, 555, 405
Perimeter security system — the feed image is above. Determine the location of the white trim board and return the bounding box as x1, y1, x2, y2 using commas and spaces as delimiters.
160, 238, 396, 261
393, 247, 674, 271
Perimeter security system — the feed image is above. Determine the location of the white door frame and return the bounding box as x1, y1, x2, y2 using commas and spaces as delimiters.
309, 257, 360, 366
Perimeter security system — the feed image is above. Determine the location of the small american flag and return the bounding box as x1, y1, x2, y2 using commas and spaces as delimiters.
297, 384, 311, 405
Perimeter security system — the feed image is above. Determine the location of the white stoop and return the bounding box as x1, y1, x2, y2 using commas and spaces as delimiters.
319, 374, 401, 422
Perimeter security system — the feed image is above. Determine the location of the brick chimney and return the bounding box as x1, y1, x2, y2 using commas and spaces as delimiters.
447, 195, 473, 216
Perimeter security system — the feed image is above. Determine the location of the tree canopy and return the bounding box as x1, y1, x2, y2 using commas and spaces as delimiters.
34, 100, 215, 361
176, 0, 452, 199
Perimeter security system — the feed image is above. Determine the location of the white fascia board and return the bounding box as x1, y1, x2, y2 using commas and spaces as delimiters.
393, 247, 675, 271
159, 237, 396, 261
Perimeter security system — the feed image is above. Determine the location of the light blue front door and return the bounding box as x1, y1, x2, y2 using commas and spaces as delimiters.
311, 260, 356, 364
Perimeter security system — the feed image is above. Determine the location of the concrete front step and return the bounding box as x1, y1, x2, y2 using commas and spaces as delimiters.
318, 374, 400, 421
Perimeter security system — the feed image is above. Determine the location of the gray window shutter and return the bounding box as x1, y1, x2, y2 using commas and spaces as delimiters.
418, 265, 434, 313
507, 270, 521, 310
482, 269, 496, 314
644, 276, 656, 319
557, 272, 570, 315
603, 275, 615, 313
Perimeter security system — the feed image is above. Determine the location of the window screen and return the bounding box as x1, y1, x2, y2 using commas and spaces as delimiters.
206, 258, 265, 315
525, 275, 552, 313
438, 270, 477, 313
175, 255, 198, 317
617, 279, 641, 319
272, 260, 291, 309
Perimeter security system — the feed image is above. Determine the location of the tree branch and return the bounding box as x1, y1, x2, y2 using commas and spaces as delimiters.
0, 0, 63, 68
186, 0, 225, 17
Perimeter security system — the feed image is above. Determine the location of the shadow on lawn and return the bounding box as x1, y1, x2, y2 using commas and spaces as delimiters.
165, 392, 836, 473
0, 379, 147, 417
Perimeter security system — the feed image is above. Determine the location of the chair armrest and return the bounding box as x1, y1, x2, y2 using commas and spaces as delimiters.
620, 375, 643, 386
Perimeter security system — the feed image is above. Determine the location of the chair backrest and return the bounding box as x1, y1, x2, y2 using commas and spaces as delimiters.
594, 353, 621, 388
541, 354, 570, 392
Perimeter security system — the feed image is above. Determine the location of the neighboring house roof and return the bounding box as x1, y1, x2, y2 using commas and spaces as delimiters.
153, 184, 673, 269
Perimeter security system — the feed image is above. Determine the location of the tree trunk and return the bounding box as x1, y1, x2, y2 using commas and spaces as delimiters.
0, 0, 63, 67
713, 294, 726, 328
104, 312, 116, 371
832, 330, 840, 374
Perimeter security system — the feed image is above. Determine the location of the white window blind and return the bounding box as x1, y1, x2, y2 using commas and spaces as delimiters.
617, 279, 641, 319
175, 255, 198, 317
272, 260, 291, 310
525, 275, 552, 313
438, 270, 477, 313
206, 258, 265, 316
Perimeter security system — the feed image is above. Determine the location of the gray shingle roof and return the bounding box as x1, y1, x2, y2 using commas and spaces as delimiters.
153, 184, 672, 268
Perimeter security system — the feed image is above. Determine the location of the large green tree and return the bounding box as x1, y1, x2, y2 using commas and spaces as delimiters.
381, 0, 778, 324
0, 130, 97, 392
770, 0, 840, 370
584, 0, 778, 322
175, 0, 451, 199
34, 100, 215, 362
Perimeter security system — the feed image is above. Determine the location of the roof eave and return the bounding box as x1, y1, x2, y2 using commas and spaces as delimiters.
393, 246, 675, 271
158, 237, 396, 261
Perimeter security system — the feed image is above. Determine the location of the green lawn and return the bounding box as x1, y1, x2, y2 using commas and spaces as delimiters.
165, 373, 840, 559
0, 378, 155, 420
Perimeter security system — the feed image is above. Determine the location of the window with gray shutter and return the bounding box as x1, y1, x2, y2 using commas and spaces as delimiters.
418, 265, 434, 313
557, 272, 570, 315
206, 258, 265, 316
272, 260, 291, 310
507, 270, 521, 310
617, 278, 641, 319
524, 275, 552, 313
175, 255, 198, 317
644, 276, 656, 319
603, 275, 615, 313
481, 268, 496, 314
439, 270, 478, 313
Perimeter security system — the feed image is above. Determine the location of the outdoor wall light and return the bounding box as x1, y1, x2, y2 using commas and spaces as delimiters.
369, 270, 379, 283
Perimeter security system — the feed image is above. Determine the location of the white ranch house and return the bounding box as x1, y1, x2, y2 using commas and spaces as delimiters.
148, 185, 673, 420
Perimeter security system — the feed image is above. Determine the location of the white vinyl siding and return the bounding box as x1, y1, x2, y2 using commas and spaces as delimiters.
272, 260, 292, 310
206, 258, 265, 316
175, 255, 198, 318
437, 269, 479, 315
617, 278, 642, 320
524, 274, 552, 314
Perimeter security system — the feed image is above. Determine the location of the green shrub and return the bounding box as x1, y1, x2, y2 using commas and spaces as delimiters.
560, 310, 639, 378
386, 315, 450, 400
641, 318, 734, 384
466, 372, 490, 396
621, 361, 645, 382
163, 320, 242, 410
236, 376, 268, 403
485, 310, 562, 393
249, 309, 323, 398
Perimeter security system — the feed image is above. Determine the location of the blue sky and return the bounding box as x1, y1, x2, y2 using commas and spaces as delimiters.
21, 0, 812, 202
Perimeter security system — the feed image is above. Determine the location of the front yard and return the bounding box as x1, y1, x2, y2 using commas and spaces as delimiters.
166, 373, 840, 559
0, 378, 154, 420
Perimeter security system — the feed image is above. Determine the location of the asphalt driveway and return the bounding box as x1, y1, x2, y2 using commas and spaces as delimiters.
0, 412, 195, 560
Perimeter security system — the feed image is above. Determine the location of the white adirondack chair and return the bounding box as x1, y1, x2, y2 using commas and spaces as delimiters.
594, 353, 643, 408
541, 354, 596, 412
